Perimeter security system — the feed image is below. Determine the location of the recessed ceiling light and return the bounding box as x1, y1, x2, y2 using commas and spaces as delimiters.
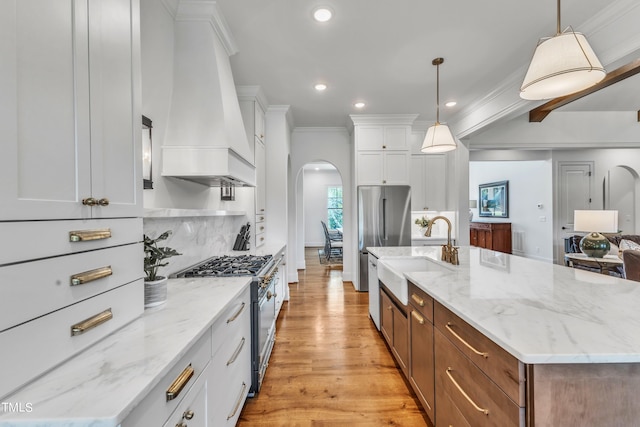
314, 83, 327, 91
445, 101, 457, 107
354, 102, 366, 109
313, 7, 333, 22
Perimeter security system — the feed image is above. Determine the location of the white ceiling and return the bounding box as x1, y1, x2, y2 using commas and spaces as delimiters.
216, 0, 634, 129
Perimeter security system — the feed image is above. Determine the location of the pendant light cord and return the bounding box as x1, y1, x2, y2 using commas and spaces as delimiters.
432, 57, 444, 124
556, 0, 561, 35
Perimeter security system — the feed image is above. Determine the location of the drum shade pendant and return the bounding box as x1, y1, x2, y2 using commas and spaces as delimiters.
421, 58, 457, 153
520, 0, 605, 100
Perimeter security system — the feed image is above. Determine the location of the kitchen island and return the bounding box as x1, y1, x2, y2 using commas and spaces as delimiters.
369, 245, 640, 426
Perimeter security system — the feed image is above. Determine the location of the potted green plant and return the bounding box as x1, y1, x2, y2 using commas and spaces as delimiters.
143, 230, 181, 308
414, 216, 433, 237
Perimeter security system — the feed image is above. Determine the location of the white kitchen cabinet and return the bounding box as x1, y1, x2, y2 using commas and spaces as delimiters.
255, 139, 267, 215
368, 254, 380, 330
356, 125, 409, 151
163, 371, 208, 427
0, 0, 141, 221
410, 154, 447, 211
357, 151, 410, 185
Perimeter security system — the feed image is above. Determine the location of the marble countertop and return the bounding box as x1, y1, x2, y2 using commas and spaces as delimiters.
0, 276, 251, 427
368, 245, 640, 364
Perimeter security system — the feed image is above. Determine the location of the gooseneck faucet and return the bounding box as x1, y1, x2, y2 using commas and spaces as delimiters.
424, 215, 459, 265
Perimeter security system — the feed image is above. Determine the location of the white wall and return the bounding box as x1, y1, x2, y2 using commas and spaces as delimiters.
470, 160, 554, 262
303, 168, 342, 246
290, 128, 354, 283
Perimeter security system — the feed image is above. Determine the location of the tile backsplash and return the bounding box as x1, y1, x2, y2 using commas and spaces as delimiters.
144, 215, 248, 276
411, 211, 457, 239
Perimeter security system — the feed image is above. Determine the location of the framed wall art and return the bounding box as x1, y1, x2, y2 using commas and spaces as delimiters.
479, 180, 509, 218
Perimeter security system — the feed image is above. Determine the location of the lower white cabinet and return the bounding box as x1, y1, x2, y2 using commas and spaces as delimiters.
122, 286, 251, 427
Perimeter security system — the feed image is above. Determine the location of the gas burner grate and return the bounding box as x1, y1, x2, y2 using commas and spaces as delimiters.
179, 254, 273, 278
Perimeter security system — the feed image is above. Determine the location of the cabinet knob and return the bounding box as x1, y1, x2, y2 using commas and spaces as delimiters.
183, 410, 195, 420
382, 145, 387, 149
97, 198, 110, 206
82, 197, 97, 206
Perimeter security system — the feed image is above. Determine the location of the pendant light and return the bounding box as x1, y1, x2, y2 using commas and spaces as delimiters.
520, 0, 605, 100
421, 57, 457, 153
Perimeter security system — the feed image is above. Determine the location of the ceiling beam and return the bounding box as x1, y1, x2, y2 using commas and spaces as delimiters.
529, 59, 640, 122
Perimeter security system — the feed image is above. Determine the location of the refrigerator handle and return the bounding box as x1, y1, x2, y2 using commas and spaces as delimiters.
382, 198, 387, 240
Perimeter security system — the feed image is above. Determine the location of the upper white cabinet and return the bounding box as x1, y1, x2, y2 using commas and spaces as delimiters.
411, 155, 447, 211
0, 0, 141, 221
352, 115, 417, 186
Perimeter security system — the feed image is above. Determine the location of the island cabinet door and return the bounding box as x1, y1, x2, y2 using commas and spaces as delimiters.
409, 307, 434, 423
392, 305, 409, 377
380, 288, 394, 347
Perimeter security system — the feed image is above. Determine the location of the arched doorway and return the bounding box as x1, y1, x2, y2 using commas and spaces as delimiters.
296, 161, 344, 268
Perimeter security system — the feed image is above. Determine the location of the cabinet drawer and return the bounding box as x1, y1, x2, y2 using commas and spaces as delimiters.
162, 366, 208, 427
122, 330, 212, 427
0, 218, 142, 265
0, 243, 142, 331
436, 387, 472, 427
212, 286, 250, 358
408, 282, 433, 323
0, 280, 143, 399
434, 302, 524, 405
470, 222, 492, 231
435, 329, 523, 427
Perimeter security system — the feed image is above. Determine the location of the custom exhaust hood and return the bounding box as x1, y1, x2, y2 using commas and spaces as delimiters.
161, 1, 255, 187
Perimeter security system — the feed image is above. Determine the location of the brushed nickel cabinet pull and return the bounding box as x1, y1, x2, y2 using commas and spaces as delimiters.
226, 302, 246, 324
227, 382, 247, 420
166, 364, 194, 401
411, 293, 425, 307
70, 266, 112, 286
445, 322, 489, 358
69, 228, 112, 242
71, 309, 113, 336
411, 311, 425, 325
82, 197, 97, 206
446, 367, 489, 415
97, 198, 110, 206
227, 337, 246, 366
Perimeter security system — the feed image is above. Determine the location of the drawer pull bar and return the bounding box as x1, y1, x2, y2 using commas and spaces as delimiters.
166, 364, 194, 401
411, 293, 425, 307
71, 309, 113, 336
227, 337, 246, 366
446, 367, 489, 415
227, 382, 247, 420
411, 311, 425, 325
227, 302, 246, 324
445, 322, 489, 358
70, 266, 112, 286
69, 228, 112, 242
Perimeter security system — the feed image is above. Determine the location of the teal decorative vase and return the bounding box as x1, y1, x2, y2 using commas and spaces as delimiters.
579, 232, 610, 258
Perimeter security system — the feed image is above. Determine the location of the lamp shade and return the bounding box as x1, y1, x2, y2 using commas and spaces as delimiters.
520, 31, 605, 100
573, 210, 618, 233
421, 123, 457, 153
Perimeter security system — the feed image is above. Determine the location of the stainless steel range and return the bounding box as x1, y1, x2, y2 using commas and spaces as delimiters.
176, 251, 284, 395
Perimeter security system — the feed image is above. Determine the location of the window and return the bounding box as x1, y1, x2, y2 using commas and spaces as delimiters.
327, 186, 343, 230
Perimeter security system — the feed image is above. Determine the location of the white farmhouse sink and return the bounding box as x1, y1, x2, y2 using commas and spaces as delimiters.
377, 257, 452, 305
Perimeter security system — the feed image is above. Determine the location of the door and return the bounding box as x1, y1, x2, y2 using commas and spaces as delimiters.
88, 0, 140, 218
0, 0, 91, 220
381, 186, 412, 247
557, 162, 592, 263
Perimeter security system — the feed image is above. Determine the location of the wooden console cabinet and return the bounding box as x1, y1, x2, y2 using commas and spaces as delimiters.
470, 222, 512, 254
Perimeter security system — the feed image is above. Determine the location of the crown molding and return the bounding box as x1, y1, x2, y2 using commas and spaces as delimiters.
236, 85, 269, 110
266, 105, 295, 129
165, 0, 238, 56
349, 114, 419, 126
292, 127, 349, 134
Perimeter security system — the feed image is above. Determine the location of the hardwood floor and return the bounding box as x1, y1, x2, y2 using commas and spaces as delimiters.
238, 248, 429, 426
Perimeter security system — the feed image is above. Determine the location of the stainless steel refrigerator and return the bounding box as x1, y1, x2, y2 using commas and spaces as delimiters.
358, 185, 411, 292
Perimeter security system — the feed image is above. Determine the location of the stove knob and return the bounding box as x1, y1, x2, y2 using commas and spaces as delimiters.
267, 291, 273, 300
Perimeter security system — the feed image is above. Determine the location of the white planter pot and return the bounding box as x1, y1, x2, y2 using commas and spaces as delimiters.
144, 276, 168, 308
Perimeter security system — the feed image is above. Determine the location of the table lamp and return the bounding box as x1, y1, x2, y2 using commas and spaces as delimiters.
573, 210, 618, 258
